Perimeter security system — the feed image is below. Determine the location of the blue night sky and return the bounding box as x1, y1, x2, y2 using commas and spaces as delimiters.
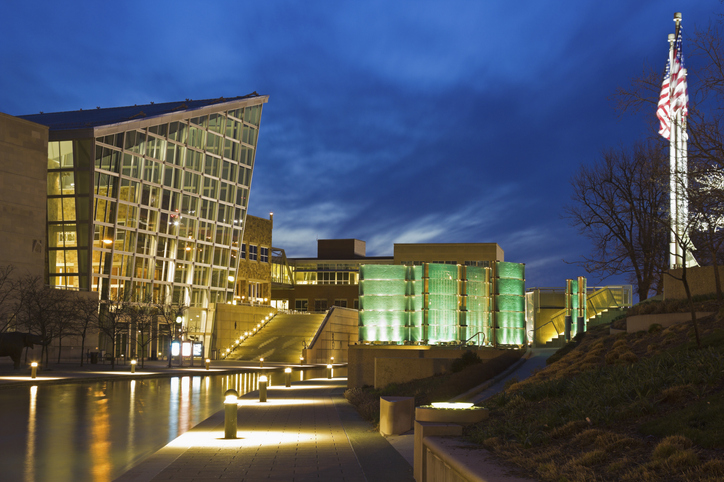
0, 1, 718, 289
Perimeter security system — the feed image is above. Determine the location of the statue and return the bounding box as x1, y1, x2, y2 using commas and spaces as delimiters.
0, 332, 45, 369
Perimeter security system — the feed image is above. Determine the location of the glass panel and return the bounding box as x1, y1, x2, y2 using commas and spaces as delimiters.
208, 113, 225, 134
166, 144, 185, 166
124, 130, 146, 155
48, 141, 74, 169
185, 149, 202, 171
204, 155, 220, 176
188, 126, 204, 149
146, 135, 166, 161
182, 171, 200, 192
206, 132, 221, 155
168, 121, 187, 143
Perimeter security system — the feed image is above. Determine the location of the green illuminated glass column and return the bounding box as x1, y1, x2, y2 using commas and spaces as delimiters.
425, 263, 459, 343
359, 265, 407, 342
406, 265, 424, 342
463, 266, 490, 345
494, 262, 525, 346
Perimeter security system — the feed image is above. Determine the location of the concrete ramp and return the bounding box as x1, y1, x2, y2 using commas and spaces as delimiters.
228, 313, 326, 363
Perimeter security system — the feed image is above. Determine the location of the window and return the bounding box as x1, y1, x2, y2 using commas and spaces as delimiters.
353, 299, 359, 310
333, 299, 347, 308
241, 243, 246, 260
260, 247, 269, 263
314, 299, 328, 312
295, 299, 308, 312
249, 245, 258, 261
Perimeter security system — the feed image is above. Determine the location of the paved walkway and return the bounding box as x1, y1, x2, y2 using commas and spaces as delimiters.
115, 378, 414, 482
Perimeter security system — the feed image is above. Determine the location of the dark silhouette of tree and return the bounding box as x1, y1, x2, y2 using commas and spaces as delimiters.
565, 142, 669, 300
70, 294, 100, 366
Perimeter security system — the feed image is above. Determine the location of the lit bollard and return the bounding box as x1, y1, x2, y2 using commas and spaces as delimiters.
285, 367, 292, 387
224, 389, 238, 439
330, 356, 334, 364
259, 375, 268, 402
205, 358, 210, 370
131, 359, 137, 373
300, 356, 304, 366
31, 362, 38, 379
259, 357, 264, 368
327, 364, 332, 379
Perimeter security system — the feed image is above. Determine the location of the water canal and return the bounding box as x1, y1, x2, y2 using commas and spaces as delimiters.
0, 367, 341, 481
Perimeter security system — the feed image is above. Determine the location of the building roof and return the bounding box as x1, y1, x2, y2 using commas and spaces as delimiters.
18, 93, 264, 131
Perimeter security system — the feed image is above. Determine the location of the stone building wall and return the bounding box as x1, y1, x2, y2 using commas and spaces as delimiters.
0, 113, 48, 278
237, 214, 273, 301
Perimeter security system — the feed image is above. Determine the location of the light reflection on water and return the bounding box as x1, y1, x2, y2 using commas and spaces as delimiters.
2, 366, 340, 482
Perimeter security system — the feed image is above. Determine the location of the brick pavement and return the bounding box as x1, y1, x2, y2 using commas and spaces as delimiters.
115, 378, 414, 482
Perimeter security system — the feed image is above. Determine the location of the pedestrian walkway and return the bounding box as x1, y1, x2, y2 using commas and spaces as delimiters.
115, 378, 414, 482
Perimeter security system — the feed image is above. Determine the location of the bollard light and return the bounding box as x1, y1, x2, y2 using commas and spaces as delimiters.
224, 389, 239, 439
285, 367, 292, 387
131, 359, 137, 373
31, 362, 38, 379
259, 375, 268, 402
260, 357, 264, 368
330, 356, 334, 364
300, 356, 304, 366
205, 358, 210, 370
327, 364, 333, 379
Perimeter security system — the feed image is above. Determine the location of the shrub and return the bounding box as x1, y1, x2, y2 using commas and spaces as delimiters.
451, 350, 482, 373
648, 323, 663, 334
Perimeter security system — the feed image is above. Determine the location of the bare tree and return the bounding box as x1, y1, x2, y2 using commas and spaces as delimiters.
14, 275, 66, 366
70, 294, 100, 366
126, 303, 155, 368
0, 265, 18, 333
565, 142, 669, 300
96, 296, 129, 370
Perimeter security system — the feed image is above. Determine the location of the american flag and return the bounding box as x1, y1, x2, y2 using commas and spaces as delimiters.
657, 56, 671, 139
670, 29, 688, 118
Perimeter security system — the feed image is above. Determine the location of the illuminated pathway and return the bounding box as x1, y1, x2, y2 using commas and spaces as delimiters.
115, 378, 414, 482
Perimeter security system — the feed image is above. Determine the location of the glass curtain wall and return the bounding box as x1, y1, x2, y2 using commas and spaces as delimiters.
47, 104, 263, 355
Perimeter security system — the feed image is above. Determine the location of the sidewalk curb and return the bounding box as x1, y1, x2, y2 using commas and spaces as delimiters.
449, 347, 532, 403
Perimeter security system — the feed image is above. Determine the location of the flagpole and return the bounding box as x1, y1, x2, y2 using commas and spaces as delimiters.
668, 29, 679, 269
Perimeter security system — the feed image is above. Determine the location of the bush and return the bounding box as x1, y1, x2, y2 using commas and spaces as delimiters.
451, 350, 482, 373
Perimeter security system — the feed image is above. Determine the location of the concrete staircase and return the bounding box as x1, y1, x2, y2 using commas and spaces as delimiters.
227, 313, 326, 363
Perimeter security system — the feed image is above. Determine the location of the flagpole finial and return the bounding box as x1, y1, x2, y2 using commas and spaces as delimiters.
674, 12, 682, 24
668, 33, 676, 44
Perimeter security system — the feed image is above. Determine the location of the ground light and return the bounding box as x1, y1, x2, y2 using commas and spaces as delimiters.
327, 364, 332, 379
300, 356, 304, 366
205, 358, 210, 370
260, 357, 264, 368
30, 362, 37, 379
224, 389, 238, 439
285, 367, 292, 387
130, 359, 137, 373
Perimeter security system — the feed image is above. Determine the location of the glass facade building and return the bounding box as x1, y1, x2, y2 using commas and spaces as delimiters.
22, 95, 268, 354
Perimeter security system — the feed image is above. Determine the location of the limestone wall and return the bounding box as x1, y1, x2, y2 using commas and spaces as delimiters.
0, 113, 48, 278
214, 303, 277, 357
305, 307, 359, 363
664, 266, 723, 300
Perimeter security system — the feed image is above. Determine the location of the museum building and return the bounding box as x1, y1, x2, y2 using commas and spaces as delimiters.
16, 94, 268, 357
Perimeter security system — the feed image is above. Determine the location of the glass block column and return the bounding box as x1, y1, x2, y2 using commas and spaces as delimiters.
358, 265, 408, 342
463, 265, 491, 345
494, 261, 525, 345
425, 263, 459, 343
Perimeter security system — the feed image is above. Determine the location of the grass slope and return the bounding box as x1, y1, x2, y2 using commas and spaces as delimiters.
467, 303, 724, 481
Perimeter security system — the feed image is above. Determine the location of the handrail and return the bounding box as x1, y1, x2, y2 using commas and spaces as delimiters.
463, 331, 486, 346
